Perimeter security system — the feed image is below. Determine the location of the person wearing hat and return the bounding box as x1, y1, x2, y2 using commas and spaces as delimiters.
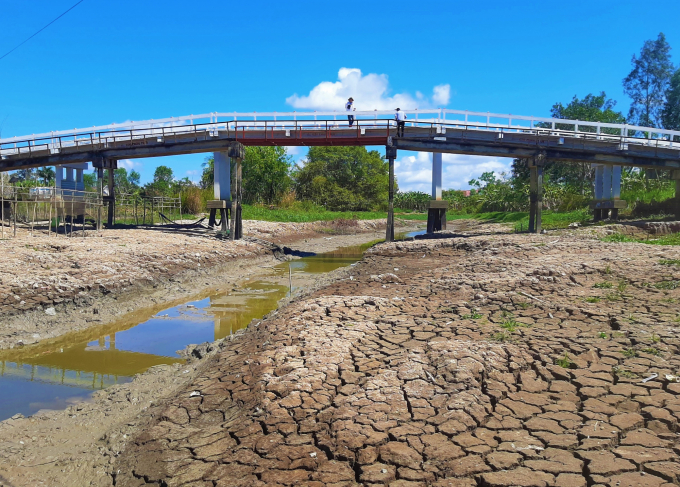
346, 97, 355, 127
395, 108, 407, 136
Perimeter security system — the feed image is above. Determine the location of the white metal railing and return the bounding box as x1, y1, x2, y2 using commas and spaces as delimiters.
2, 109, 680, 159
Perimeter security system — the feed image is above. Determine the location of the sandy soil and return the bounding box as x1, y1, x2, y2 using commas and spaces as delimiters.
0, 221, 420, 487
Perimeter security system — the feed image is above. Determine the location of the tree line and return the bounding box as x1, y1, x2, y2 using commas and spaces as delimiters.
9, 32, 679, 217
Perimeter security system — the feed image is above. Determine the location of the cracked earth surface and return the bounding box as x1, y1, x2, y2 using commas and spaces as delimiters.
114, 233, 680, 487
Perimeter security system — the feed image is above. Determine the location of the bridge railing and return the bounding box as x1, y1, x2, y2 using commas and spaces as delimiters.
2, 109, 680, 159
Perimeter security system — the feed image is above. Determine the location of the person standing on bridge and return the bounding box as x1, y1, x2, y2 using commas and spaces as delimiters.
395, 108, 407, 137
346, 97, 355, 127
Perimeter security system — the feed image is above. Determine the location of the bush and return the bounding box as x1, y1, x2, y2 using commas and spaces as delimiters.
181, 186, 205, 215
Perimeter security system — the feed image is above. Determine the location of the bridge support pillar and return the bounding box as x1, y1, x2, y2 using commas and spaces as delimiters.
93, 156, 117, 228
591, 164, 626, 221
209, 151, 231, 233
386, 146, 397, 242
426, 152, 447, 234
228, 143, 245, 240
528, 153, 545, 234
672, 171, 680, 220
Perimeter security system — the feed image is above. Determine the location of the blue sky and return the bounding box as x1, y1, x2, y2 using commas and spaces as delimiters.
1, 0, 679, 191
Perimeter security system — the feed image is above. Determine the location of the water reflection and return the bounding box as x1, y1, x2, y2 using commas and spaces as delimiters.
0, 240, 373, 420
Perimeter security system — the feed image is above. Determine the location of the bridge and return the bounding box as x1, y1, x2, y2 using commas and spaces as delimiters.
2, 109, 680, 236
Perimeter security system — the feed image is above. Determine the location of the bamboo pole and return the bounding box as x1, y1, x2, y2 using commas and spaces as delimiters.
48, 188, 53, 237
31, 202, 36, 235
1, 176, 4, 240
70, 197, 74, 238
14, 189, 17, 237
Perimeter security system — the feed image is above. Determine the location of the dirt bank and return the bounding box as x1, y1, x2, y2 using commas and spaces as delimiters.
0, 219, 413, 351
110, 228, 680, 487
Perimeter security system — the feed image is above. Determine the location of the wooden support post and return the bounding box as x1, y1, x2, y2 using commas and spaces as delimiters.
107, 166, 115, 227
528, 152, 545, 234
386, 145, 397, 242
1, 176, 4, 240
13, 191, 17, 237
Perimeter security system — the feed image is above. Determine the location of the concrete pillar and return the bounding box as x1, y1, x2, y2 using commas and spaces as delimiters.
612, 166, 622, 199
228, 143, 245, 240
672, 171, 680, 221
386, 146, 397, 242
432, 152, 442, 200
602, 165, 613, 200
528, 153, 545, 234
55, 166, 63, 187
213, 152, 231, 200
426, 152, 448, 233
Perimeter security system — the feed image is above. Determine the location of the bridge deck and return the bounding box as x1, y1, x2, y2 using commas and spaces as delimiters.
2, 109, 679, 170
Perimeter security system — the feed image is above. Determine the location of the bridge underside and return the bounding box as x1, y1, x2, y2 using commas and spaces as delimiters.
2, 126, 679, 172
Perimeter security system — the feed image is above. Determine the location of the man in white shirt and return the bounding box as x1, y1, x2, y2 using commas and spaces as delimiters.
395, 108, 407, 136
346, 97, 355, 127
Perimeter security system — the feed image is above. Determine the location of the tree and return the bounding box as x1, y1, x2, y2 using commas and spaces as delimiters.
200, 148, 293, 205
513, 92, 625, 193
662, 68, 680, 132
294, 147, 391, 211
37, 167, 55, 185
113, 168, 141, 194
143, 165, 174, 196
623, 32, 675, 128
243, 147, 292, 205
153, 165, 174, 184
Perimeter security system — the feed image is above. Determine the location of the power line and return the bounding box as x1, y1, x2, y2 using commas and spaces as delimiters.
0, 0, 85, 62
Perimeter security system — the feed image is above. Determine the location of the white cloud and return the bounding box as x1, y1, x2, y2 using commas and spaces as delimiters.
286, 68, 451, 111
395, 152, 513, 193
118, 159, 142, 171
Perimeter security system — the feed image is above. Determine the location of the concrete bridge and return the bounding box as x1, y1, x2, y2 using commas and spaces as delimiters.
2, 109, 680, 237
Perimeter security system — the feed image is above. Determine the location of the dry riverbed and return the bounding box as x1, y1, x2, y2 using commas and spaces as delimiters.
0, 218, 397, 351
0, 219, 419, 487
3, 220, 680, 487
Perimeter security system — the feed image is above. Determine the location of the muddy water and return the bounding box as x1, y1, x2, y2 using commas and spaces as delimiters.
0, 238, 403, 421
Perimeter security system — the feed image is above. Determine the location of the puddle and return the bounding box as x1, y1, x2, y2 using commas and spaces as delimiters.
0, 238, 400, 421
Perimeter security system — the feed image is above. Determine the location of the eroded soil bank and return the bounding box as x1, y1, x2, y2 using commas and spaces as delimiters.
0, 218, 397, 351
3, 222, 680, 486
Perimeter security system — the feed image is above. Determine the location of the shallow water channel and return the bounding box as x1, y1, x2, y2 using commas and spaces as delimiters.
0, 231, 423, 421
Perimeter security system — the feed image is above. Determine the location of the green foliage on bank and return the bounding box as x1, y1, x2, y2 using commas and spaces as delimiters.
602, 232, 680, 246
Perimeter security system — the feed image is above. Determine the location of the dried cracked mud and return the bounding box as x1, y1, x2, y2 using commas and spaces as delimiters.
111, 231, 680, 487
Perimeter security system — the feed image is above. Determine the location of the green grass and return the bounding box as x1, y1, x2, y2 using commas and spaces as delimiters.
641, 347, 662, 356
462, 311, 483, 320
602, 232, 680, 246
241, 205, 390, 223
614, 368, 639, 379
621, 348, 638, 358
654, 280, 680, 290
463, 209, 591, 232
555, 352, 572, 368
490, 331, 511, 342
593, 281, 613, 289
659, 259, 680, 266
585, 297, 601, 303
